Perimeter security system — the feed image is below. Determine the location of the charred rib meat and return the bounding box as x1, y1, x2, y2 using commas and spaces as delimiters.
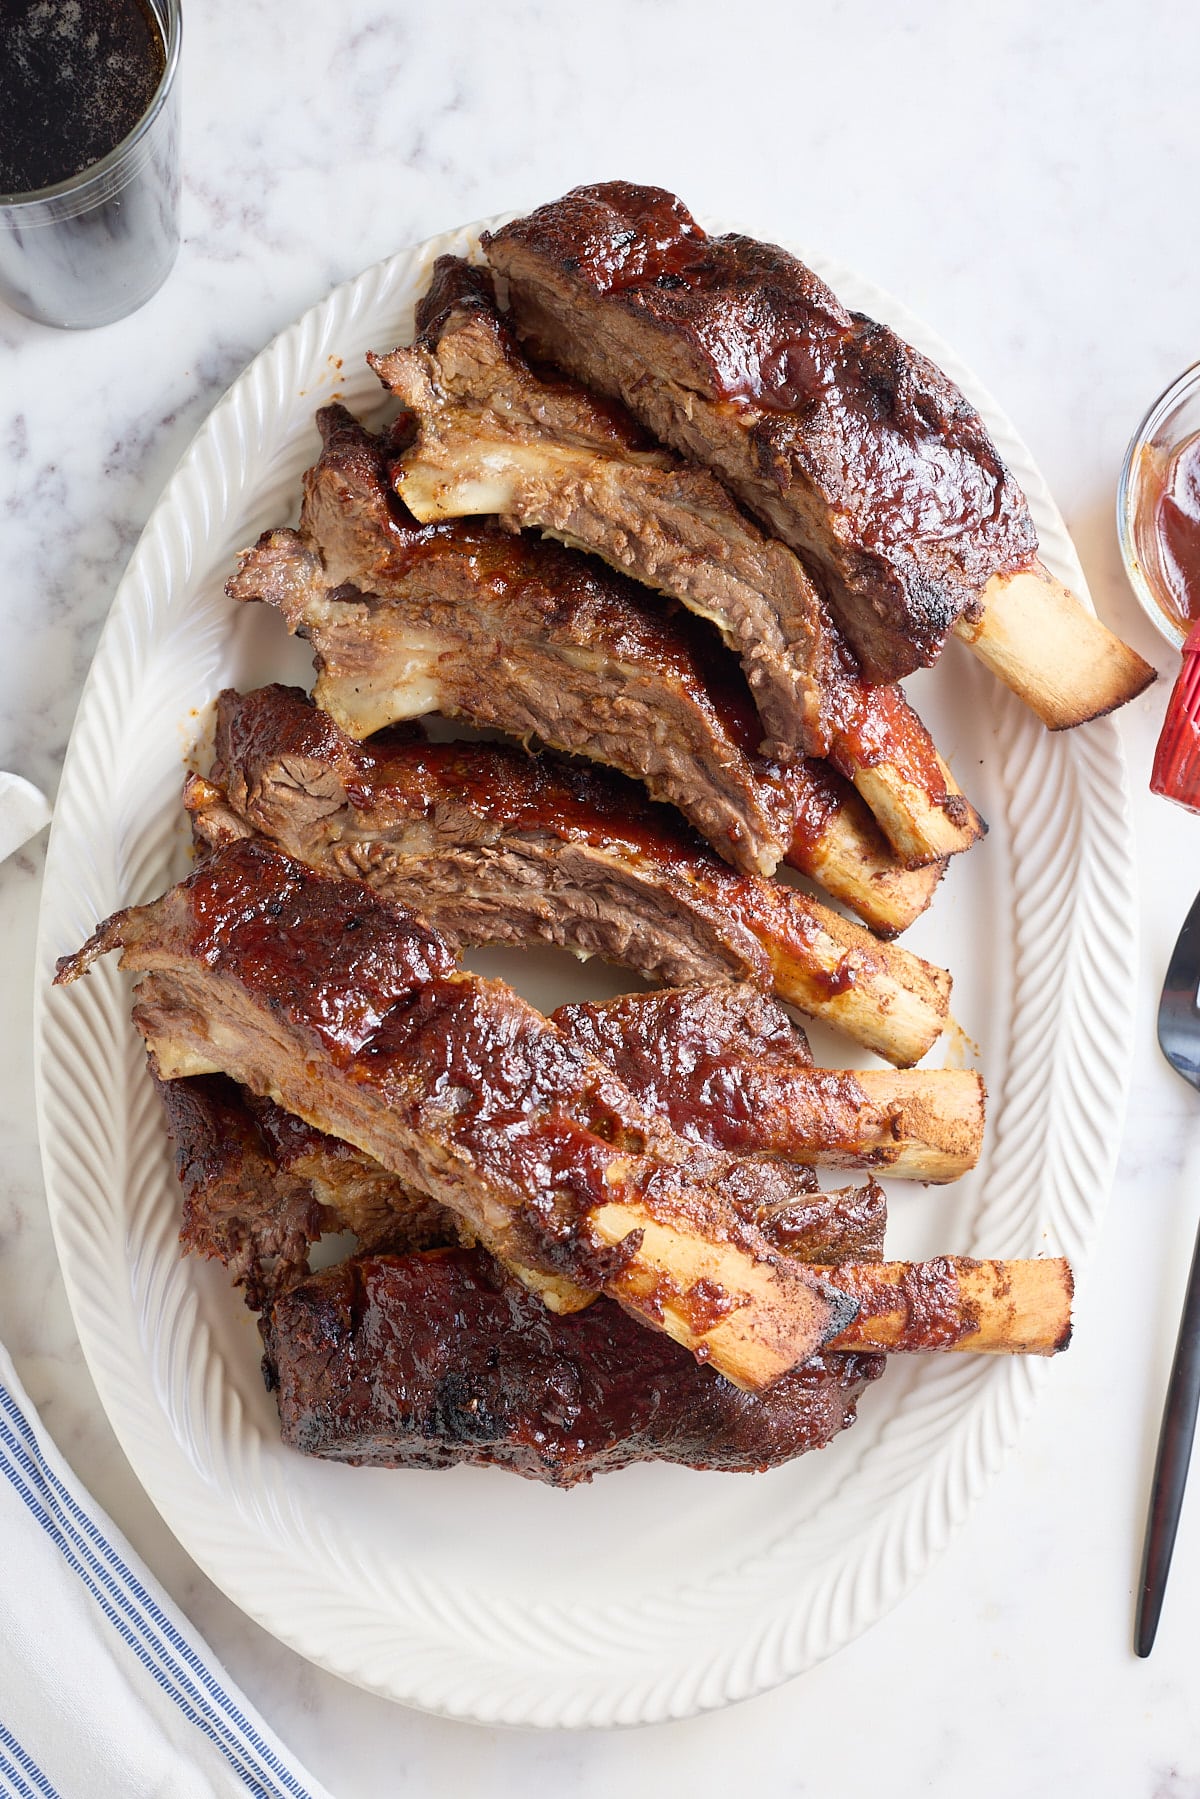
265, 1248, 884, 1484
228, 404, 791, 878
368, 272, 985, 865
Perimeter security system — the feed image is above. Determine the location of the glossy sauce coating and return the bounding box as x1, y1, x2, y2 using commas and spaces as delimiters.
182, 839, 458, 1064
824, 660, 952, 796
181, 847, 658, 1211
555, 987, 891, 1166
266, 1248, 883, 1483
1140, 432, 1200, 628
484, 181, 1037, 559
828, 1258, 980, 1351
65, 840, 847, 1332
213, 686, 875, 1004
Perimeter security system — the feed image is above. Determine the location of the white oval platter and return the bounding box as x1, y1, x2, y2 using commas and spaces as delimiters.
33, 214, 1135, 1728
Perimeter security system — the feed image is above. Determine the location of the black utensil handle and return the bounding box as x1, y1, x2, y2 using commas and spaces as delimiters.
1136, 1216, 1200, 1655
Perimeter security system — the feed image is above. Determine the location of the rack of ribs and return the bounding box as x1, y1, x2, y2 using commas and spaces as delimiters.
373, 255, 835, 760
158, 1069, 1060, 1484
54, 839, 864, 1391
265, 1244, 1069, 1483
157, 974, 975, 1335
229, 403, 977, 895
482, 182, 1155, 722
155, 1060, 888, 1311
188, 683, 955, 1068
229, 416, 780, 883
367, 265, 986, 865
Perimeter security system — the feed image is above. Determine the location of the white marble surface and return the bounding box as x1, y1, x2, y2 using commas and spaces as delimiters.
2, 0, 1199, 1790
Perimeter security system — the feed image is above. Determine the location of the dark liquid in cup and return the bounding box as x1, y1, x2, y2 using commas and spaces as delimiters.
0, 0, 166, 194
0, 0, 179, 329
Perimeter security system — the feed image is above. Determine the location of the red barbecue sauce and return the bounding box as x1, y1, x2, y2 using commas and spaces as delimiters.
1148, 434, 1200, 629
1147, 435, 1200, 809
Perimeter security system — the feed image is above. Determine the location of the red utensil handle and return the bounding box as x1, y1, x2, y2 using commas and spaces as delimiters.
1152, 621, 1200, 812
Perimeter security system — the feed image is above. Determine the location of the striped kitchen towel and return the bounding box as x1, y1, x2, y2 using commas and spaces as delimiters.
0, 1342, 334, 1799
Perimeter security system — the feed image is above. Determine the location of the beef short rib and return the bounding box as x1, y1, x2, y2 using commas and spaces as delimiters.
483, 182, 1038, 683
55, 840, 859, 1390
192, 684, 953, 1067
162, 1049, 887, 1312
228, 403, 791, 878
372, 254, 835, 758
265, 1247, 884, 1484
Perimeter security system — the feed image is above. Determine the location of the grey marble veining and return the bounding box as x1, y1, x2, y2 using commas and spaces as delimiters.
1, 0, 1199, 1792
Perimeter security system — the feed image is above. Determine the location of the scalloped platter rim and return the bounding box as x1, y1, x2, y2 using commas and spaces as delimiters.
33, 214, 1135, 1729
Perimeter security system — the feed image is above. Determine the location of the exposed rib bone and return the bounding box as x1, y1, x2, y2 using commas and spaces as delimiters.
957, 562, 1156, 728
54, 841, 861, 1391
825, 1257, 1073, 1355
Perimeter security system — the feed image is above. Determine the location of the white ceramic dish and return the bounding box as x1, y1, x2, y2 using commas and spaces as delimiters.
34, 216, 1135, 1728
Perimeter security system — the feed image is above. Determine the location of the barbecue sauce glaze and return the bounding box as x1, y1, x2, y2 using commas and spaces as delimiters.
267, 1250, 883, 1483
485, 180, 1036, 565
212, 686, 865, 1006
63, 841, 817, 1316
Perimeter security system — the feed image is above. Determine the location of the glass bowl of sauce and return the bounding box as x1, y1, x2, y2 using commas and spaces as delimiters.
1119, 362, 1200, 649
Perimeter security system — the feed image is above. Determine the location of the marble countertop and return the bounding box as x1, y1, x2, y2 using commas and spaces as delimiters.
2, 1, 1199, 1791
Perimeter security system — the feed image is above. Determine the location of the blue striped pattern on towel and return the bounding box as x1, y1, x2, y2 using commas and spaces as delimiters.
0, 1382, 318, 1799
0, 1722, 62, 1799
